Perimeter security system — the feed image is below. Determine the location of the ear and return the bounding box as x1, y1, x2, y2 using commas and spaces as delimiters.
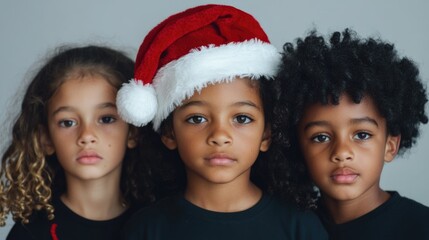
259, 125, 272, 152
384, 134, 401, 162
161, 129, 177, 150
39, 127, 55, 155
127, 126, 138, 149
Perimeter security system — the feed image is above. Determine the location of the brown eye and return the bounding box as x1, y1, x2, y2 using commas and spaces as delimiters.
100, 116, 116, 124
186, 115, 206, 124
234, 115, 252, 124
311, 134, 330, 143
354, 132, 371, 140
59, 120, 76, 128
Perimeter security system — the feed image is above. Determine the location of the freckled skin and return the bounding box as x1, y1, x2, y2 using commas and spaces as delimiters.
45, 76, 135, 182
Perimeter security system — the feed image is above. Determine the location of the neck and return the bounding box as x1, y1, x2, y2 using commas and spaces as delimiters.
185, 174, 262, 212
323, 188, 390, 224
61, 175, 126, 220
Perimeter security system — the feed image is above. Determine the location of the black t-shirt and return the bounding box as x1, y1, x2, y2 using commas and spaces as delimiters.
317, 191, 429, 240
121, 194, 329, 240
7, 197, 139, 240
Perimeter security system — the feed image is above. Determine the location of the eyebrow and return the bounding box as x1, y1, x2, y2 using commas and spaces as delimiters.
52, 102, 116, 116
350, 117, 379, 127
178, 100, 261, 111
303, 117, 379, 130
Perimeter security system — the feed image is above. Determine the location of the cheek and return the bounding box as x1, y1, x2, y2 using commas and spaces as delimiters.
177, 140, 198, 158
299, 141, 316, 162
104, 124, 130, 140
302, 149, 327, 177
175, 128, 200, 144
297, 134, 308, 151
47, 122, 79, 147
175, 133, 205, 164
299, 135, 327, 160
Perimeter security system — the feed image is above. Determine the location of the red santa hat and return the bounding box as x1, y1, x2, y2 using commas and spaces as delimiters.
117, 4, 281, 130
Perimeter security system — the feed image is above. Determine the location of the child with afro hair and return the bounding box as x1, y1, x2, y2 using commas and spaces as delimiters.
274, 28, 429, 239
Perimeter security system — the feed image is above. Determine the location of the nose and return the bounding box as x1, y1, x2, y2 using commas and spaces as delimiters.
331, 138, 353, 163
78, 123, 97, 146
207, 120, 232, 147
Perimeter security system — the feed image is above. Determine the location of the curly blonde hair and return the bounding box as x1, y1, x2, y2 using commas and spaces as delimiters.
0, 45, 156, 226
1, 131, 55, 225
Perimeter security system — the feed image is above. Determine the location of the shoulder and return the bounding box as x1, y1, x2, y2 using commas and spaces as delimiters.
121, 196, 182, 235
131, 195, 181, 219
391, 192, 429, 217
6, 212, 51, 240
385, 192, 429, 239
6, 196, 69, 240
321, 192, 429, 239
7, 222, 35, 240
266, 195, 329, 238
269, 195, 320, 220
388, 193, 429, 237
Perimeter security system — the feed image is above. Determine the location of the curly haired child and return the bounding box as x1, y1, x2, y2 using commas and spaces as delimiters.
274, 28, 429, 239
0, 45, 157, 240
116, 4, 328, 240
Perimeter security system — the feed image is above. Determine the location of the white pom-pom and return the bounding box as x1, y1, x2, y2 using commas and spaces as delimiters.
116, 80, 157, 127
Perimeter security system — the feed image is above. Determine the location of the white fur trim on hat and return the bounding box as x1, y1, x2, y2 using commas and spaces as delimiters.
117, 79, 157, 127
151, 39, 281, 130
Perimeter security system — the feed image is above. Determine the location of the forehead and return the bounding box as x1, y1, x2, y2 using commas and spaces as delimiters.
300, 94, 384, 124
182, 77, 261, 104
48, 75, 117, 110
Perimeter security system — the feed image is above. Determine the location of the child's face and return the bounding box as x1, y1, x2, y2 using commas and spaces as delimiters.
162, 78, 271, 186
297, 94, 400, 203
43, 75, 136, 182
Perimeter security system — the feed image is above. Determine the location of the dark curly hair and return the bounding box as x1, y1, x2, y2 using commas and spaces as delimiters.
150, 77, 315, 208
273, 28, 428, 204
0, 45, 157, 226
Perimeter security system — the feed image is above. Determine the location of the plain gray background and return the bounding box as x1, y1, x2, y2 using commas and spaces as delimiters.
1, 0, 428, 237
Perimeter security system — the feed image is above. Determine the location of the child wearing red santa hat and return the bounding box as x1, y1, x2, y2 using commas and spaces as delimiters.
118, 4, 328, 239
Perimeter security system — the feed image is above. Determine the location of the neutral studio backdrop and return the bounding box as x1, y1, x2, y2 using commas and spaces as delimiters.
1, 0, 428, 237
